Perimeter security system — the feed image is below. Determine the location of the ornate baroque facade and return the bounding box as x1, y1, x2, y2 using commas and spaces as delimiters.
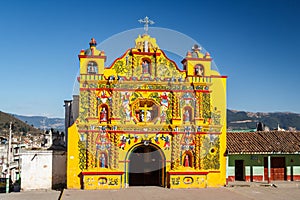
67, 32, 227, 189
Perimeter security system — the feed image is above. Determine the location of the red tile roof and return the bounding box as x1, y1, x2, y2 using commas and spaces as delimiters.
227, 131, 300, 154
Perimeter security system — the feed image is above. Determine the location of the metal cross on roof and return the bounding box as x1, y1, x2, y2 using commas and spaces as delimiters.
138, 16, 154, 35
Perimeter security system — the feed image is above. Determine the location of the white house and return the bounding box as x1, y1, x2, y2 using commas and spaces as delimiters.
20, 150, 66, 191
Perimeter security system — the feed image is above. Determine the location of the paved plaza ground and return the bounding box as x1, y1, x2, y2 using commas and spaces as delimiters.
1, 181, 300, 200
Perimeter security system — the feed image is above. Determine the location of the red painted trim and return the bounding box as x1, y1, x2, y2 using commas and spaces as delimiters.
82, 171, 124, 175
227, 176, 235, 182
168, 171, 209, 175
187, 74, 211, 77
228, 176, 264, 182
77, 129, 222, 135
172, 131, 221, 135
131, 51, 161, 56
211, 75, 228, 78
78, 130, 102, 133
110, 88, 211, 93
209, 170, 220, 173
186, 75, 227, 79
245, 176, 263, 182
78, 55, 107, 61
80, 88, 96, 91
107, 130, 222, 135
107, 130, 170, 134
159, 50, 186, 73
105, 49, 131, 69
110, 118, 121, 120
94, 88, 111, 92
79, 87, 211, 93
287, 175, 300, 181
104, 48, 185, 73
181, 57, 212, 64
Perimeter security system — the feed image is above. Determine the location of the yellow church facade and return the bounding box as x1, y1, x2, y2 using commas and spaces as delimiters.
67, 32, 227, 189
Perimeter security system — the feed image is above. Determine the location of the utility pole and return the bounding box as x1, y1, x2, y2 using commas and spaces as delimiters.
6, 122, 12, 193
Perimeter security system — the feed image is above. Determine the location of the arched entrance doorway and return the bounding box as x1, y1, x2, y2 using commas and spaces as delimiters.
128, 143, 165, 186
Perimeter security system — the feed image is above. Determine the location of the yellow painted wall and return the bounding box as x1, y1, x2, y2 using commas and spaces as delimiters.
83, 174, 122, 189
67, 35, 227, 189
67, 123, 82, 189
169, 174, 207, 188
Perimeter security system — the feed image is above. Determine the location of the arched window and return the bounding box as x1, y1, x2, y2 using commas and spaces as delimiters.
194, 64, 204, 76
87, 61, 98, 74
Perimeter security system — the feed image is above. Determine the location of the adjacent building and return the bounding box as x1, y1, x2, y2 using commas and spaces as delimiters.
20, 150, 66, 191
227, 131, 300, 182
0, 141, 25, 188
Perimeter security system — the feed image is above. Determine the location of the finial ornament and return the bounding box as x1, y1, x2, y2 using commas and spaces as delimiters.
138, 16, 154, 35
192, 44, 202, 52
89, 38, 97, 47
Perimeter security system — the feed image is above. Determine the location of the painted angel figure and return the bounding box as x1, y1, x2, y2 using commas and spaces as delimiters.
161, 135, 170, 149
160, 92, 169, 107
122, 92, 130, 107
118, 135, 127, 150
125, 106, 131, 121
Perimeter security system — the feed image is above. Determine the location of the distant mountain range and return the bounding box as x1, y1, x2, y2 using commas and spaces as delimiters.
227, 110, 300, 131
1, 109, 299, 133
12, 114, 65, 132
0, 111, 41, 137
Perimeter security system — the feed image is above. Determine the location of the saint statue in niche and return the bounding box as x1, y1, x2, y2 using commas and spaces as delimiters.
184, 155, 190, 167
183, 109, 190, 123
139, 110, 152, 122
100, 153, 106, 168
100, 107, 107, 122
142, 60, 150, 74
139, 111, 144, 122
146, 110, 151, 121
140, 111, 146, 122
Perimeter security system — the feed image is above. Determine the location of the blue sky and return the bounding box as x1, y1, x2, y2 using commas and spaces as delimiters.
0, 0, 299, 118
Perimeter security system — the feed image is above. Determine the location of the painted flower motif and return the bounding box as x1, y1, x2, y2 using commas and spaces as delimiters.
201, 135, 220, 170
209, 147, 217, 156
